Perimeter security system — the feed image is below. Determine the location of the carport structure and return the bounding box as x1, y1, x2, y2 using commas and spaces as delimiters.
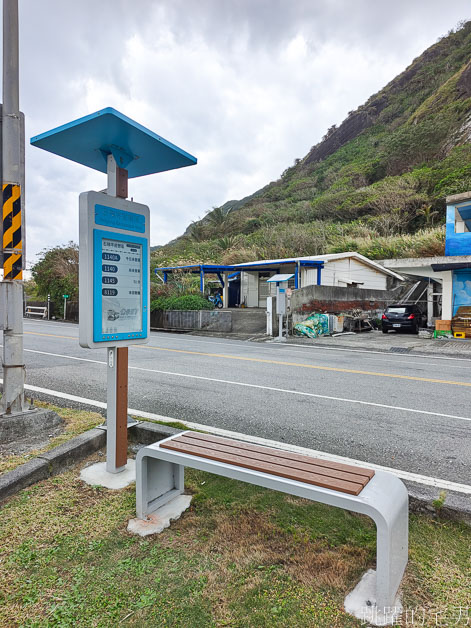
155, 264, 235, 294
154, 259, 324, 307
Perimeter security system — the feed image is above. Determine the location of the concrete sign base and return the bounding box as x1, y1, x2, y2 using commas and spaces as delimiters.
127, 494, 192, 537
80, 458, 136, 489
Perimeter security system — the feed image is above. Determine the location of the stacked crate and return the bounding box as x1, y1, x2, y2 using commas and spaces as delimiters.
452, 307, 471, 338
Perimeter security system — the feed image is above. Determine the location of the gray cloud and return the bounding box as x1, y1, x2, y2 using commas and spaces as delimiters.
4, 0, 469, 267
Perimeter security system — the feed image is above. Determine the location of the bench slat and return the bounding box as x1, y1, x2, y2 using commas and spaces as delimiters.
173, 433, 371, 486
178, 432, 374, 480
160, 437, 368, 495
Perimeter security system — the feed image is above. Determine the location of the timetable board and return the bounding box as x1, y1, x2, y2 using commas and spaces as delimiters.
101, 238, 143, 336
79, 191, 150, 349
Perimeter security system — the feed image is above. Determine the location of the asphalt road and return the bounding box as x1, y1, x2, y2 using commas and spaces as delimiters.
8, 318, 471, 490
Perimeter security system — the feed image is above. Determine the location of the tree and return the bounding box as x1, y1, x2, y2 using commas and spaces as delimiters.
31, 242, 79, 314
205, 206, 229, 234
187, 221, 207, 242
418, 203, 439, 227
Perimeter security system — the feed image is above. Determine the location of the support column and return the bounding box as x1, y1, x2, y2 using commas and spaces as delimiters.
441, 271, 453, 320
106, 347, 128, 472
426, 282, 434, 327
222, 272, 228, 307
1, 0, 26, 415
106, 154, 129, 473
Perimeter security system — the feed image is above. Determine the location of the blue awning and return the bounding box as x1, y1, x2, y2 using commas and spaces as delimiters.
31, 107, 197, 178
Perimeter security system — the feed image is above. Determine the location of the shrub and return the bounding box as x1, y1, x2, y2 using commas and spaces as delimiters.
150, 294, 214, 312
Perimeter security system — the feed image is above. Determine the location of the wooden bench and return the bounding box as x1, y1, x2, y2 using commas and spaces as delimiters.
25, 306, 47, 319
136, 431, 408, 609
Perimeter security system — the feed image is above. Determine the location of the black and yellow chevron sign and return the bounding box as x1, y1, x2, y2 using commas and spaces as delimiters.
2, 183, 22, 280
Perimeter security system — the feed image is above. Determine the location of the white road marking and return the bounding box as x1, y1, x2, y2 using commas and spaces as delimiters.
24, 320, 79, 331
24, 318, 471, 362
24, 348, 106, 365
147, 337, 471, 368
13, 347, 471, 423
148, 334, 471, 364
2, 378, 469, 496
286, 341, 471, 363
23, 319, 471, 366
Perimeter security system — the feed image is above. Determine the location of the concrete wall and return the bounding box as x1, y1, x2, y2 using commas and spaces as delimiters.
151, 309, 232, 332
290, 284, 395, 325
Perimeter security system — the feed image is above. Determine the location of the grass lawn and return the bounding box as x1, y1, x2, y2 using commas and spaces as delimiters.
1, 451, 470, 627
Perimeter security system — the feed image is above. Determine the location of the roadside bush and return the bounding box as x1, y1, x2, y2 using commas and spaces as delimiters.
151, 294, 214, 312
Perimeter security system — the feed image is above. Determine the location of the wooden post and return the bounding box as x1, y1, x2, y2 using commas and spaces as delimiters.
115, 346, 128, 469
106, 155, 130, 473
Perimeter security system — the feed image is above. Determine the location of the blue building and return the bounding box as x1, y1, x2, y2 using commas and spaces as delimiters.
382, 192, 471, 325
445, 193, 471, 316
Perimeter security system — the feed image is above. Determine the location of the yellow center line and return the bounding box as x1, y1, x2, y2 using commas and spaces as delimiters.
25, 331, 76, 340
24, 330, 471, 387
137, 343, 471, 388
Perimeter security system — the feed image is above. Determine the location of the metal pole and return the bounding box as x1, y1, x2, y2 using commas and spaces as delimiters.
105, 154, 129, 473
47, 294, 50, 320
1, 0, 26, 415
63, 297, 66, 320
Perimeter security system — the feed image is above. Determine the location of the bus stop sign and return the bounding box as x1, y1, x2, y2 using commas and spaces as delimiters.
79, 190, 150, 349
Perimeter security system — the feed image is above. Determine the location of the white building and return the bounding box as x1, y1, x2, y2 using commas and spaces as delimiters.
234, 252, 403, 308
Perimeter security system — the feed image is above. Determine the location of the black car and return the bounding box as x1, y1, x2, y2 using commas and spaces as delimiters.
381, 304, 425, 334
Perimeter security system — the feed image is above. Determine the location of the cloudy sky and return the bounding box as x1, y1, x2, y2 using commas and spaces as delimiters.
9, 1, 471, 266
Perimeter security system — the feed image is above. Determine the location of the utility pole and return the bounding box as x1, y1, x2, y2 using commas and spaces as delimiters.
1, 0, 26, 415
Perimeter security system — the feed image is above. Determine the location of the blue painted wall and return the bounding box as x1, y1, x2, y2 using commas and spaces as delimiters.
452, 269, 471, 315
445, 203, 471, 256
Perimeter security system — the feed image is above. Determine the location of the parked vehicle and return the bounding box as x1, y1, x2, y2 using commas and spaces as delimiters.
208, 293, 223, 309
381, 304, 425, 334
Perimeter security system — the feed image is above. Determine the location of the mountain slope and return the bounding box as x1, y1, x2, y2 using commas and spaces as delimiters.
152, 22, 471, 269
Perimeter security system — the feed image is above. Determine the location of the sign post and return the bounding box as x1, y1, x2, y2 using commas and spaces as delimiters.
79, 181, 150, 473
267, 273, 294, 343
31, 107, 197, 478
62, 294, 69, 320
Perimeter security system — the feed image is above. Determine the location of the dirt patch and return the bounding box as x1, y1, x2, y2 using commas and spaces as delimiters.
0, 403, 104, 475
0, 420, 64, 457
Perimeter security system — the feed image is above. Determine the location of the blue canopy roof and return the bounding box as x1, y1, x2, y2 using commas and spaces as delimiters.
30, 107, 197, 178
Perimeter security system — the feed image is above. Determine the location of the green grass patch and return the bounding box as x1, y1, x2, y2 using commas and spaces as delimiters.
136, 417, 196, 432
1, 462, 470, 626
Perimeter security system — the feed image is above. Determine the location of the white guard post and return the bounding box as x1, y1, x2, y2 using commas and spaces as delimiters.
79, 158, 150, 473
266, 296, 273, 336
277, 285, 286, 340
136, 433, 408, 613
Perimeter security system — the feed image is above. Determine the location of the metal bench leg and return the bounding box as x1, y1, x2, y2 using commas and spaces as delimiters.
136, 450, 184, 519
373, 483, 408, 610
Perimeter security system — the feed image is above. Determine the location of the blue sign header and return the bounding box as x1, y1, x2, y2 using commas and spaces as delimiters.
95, 204, 145, 233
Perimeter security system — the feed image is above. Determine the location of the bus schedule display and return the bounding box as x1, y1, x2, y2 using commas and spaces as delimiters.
79, 191, 150, 349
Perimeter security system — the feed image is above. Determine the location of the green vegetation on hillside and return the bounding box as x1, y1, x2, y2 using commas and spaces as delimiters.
152, 22, 471, 271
